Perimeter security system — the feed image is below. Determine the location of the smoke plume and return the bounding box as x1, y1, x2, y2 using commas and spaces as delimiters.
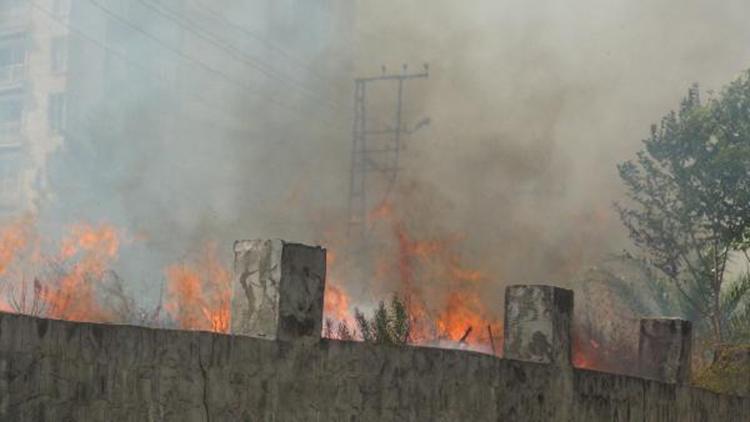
16, 0, 750, 331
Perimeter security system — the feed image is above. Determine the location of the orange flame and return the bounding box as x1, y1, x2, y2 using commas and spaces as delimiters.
435, 290, 501, 345
0, 216, 32, 277
165, 242, 230, 333
324, 283, 353, 324
394, 222, 501, 350
572, 335, 601, 369
323, 250, 356, 330
43, 223, 121, 322
0, 216, 36, 312
368, 201, 395, 222
322, 201, 504, 354
0, 207, 602, 366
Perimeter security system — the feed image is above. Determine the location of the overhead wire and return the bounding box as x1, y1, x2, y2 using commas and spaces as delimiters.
28, 0, 343, 144
84, 0, 350, 132
179, 0, 400, 134
181, 0, 400, 134
136, 0, 346, 114
28, 0, 241, 123
190, 0, 333, 88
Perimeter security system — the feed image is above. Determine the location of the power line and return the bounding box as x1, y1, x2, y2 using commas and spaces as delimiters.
28, 0, 226, 119
29, 0, 340, 145
84, 0, 259, 96
136, 0, 344, 114
135, 0, 392, 134
190, 0, 332, 89
84, 0, 348, 131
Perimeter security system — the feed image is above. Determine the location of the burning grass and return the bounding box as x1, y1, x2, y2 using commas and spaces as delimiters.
165, 241, 231, 333
0, 216, 122, 322
0, 213, 614, 369
0, 215, 229, 330
320, 202, 504, 355
0, 211, 504, 357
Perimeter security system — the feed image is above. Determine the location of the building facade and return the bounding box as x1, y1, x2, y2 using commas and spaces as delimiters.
0, 0, 355, 219
0, 0, 71, 214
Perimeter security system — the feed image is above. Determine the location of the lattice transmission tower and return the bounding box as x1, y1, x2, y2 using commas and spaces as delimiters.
347, 64, 430, 240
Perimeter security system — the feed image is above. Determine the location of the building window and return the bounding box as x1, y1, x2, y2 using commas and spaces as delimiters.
49, 93, 66, 133
51, 37, 67, 73
0, 94, 22, 126
0, 37, 25, 85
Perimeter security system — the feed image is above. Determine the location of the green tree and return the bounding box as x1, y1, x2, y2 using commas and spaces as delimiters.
354, 295, 411, 345
580, 254, 750, 351
616, 73, 750, 342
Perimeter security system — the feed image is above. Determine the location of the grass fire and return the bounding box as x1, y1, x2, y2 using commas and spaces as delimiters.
0, 1, 749, 419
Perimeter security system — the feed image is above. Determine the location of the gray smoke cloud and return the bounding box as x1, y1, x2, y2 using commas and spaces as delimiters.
352, 0, 750, 289
39, 0, 750, 312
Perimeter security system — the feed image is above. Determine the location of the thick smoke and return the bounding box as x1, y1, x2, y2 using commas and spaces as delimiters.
353, 0, 750, 288
36, 0, 750, 316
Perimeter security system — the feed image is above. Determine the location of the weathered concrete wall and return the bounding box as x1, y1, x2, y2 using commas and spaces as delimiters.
0, 312, 748, 422
504, 285, 573, 365
638, 318, 693, 384
231, 240, 326, 342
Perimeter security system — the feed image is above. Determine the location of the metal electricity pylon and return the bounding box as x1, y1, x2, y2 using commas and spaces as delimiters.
347, 64, 430, 240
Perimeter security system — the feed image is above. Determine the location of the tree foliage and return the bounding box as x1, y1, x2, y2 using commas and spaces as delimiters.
692, 345, 750, 396
350, 295, 410, 345
617, 73, 750, 341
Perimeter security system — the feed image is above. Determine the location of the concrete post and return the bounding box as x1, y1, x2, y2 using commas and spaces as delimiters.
503, 285, 574, 366
638, 318, 692, 384
230, 239, 326, 342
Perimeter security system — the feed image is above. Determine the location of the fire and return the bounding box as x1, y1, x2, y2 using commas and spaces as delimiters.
42, 222, 121, 322
165, 242, 231, 333
0, 215, 33, 277
322, 250, 355, 326
572, 335, 601, 370
324, 283, 352, 324
0, 210, 603, 368
0, 215, 233, 333
60, 223, 120, 259
403, 293, 432, 343
435, 290, 501, 348
0, 216, 35, 311
322, 200, 504, 355
368, 201, 394, 222
393, 222, 501, 350
0, 217, 126, 322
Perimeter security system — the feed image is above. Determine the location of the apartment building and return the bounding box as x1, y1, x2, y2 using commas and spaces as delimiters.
0, 0, 355, 220
0, 0, 70, 214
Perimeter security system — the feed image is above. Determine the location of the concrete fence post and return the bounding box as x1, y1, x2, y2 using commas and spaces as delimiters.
638, 318, 692, 384
503, 285, 574, 366
230, 239, 326, 342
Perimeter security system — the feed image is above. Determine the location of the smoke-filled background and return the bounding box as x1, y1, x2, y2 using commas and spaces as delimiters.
5, 0, 750, 348
349, 0, 750, 297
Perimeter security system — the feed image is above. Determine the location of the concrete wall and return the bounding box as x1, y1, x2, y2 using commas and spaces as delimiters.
0, 312, 748, 422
